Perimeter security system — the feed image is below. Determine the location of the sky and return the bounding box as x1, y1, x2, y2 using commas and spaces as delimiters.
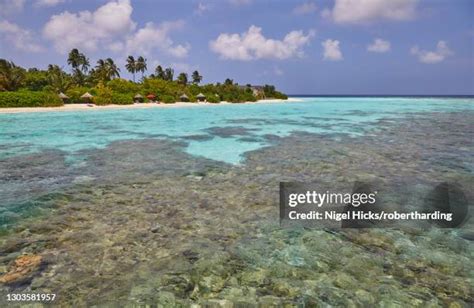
0, 0, 473, 95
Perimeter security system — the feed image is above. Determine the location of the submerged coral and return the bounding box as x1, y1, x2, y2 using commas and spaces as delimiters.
0, 111, 472, 306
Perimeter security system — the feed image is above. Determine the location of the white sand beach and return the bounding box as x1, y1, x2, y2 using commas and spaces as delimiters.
0, 98, 303, 114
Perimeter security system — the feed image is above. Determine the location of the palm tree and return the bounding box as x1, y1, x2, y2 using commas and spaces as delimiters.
47, 64, 71, 92
105, 58, 120, 79
0, 59, 25, 91
164, 67, 174, 81
192, 70, 202, 84
155, 65, 164, 79
94, 58, 121, 83
79, 54, 90, 74
136, 56, 147, 80
177, 72, 188, 85
67, 49, 89, 85
67, 49, 81, 71
125, 56, 136, 82
94, 59, 107, 82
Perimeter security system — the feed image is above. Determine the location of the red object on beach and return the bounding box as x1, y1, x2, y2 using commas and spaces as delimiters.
146, 94, 156, 99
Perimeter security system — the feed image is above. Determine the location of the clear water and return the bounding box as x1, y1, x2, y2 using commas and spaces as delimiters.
1, 97, 473, 164
0, 97, 473, 306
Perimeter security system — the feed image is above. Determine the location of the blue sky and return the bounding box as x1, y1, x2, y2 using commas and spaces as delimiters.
0, 0, 473, 95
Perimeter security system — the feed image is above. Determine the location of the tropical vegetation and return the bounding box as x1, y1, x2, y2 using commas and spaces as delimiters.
0, 49, 287, 108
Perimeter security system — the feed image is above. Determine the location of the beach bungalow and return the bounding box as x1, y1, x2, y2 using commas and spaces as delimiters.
134, 94, 144, 103
179, 94, 189, 102
196, 93, 206, 102
238, 85, 265, 98
58, 92, 69, 103
80, 92, 94, 105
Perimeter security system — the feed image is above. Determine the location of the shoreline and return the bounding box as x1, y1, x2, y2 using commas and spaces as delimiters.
0, 98, 303, 114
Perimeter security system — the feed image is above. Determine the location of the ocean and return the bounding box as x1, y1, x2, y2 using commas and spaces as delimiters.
0, 97, 473, 306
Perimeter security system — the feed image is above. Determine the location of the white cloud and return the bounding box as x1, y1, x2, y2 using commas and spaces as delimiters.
323, 0, 418, 24
171, 62, 197, 74
194, 2, 210, 15
367, 38, 391, 53
210, 25, 314, 61
322, 39, 342, 61
229, 0, 252, 6
125, 20, 190, 58
293, 2, 317, 15
0, 0, 25, 15
42, 0, 188, 58
410, 40, 453, 64
35, 0, 65, 7
43, 0, 136, 53
0, 20, 43, 52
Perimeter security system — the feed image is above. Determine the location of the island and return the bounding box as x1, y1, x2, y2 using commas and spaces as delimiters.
0, 49, 288, 109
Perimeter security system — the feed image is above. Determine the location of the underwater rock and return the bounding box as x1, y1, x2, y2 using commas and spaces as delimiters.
0, 254, 43, 284
198, 275, 226, 293
1, 238, 29, 254
354, 289, 375, 305
240, 269, 270, 287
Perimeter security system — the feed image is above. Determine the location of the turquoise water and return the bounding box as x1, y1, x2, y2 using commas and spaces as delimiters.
0, 97, 473, 306
1, 97, 473, 164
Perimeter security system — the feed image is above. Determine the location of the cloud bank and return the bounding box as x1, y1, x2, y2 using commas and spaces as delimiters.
323, 0, 418, 24
0, 20, 43, 52
410, 41, 453, 64
42, 0, 189, 57
210, 25, 314, 61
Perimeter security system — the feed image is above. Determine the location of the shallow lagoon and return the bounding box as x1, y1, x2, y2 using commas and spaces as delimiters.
0, 97, 473, 306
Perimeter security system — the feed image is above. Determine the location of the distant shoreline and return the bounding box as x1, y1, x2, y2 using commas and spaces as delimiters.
0, 98, 303, 114
290, 94, 474, 98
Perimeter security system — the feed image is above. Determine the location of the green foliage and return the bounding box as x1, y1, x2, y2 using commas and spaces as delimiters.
46, 65, 72, 93
65, 86, 90, 104
94, 83, 113, 105
263, 84, 287, 99
24, 69, 49, 91
107, 78, 139, 94
67, 49, 89, 86
161, 95, 175, 104
0, 59, 26, 91
0, 91, 63, 108
1, 50, 288, 107
112, 93, 133, 105
177, 72, 188, 85
206, 94, 220, 103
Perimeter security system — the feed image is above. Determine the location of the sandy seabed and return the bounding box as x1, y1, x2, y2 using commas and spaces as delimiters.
0, 98, 302, 114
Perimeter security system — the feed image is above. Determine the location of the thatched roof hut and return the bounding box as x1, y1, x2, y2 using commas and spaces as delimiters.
58, 92, 69, 99
196, 93, 206, 102
80, 92, 93, 104
134, 93, 144, 103
179, 94, 189, 102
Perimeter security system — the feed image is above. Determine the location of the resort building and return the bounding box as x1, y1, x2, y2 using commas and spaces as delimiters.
238, 85, 265, 98
180, 94, 189, 102
196, 93, 206, 102
80, 92, 93, 103
134, 94, 144, 103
